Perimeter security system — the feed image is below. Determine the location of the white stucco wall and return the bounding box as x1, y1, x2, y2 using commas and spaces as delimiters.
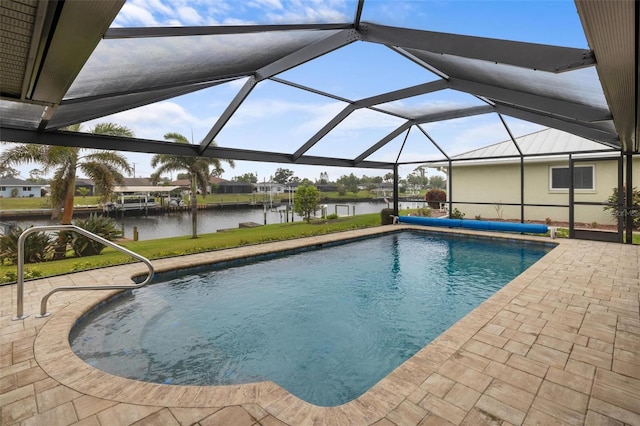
448, 157, 639, 225
0, 184, 41, 198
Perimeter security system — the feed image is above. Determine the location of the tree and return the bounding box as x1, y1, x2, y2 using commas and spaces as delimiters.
27, 169, 48, 184
234, 172, 257, 183
77, 187, 90, 202
0, 123, 133, 224
336, 173, 360, 188
429, 175, 446, 190
603, 186, 640, 229
150, 132, 234, 238
273, 168, 295, 184
406, 172, 421, 188
319, 171, 329, 184
293, 184, 320, 223
383, 172, 394, 183
0, 164, 20, 178
413, 166, 429, 188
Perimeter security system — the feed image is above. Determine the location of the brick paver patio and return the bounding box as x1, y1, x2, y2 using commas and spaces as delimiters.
1, 225, 639, 425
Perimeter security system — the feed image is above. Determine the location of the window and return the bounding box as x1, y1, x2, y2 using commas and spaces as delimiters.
23, 186, 32, 191
549, 165, 594, 190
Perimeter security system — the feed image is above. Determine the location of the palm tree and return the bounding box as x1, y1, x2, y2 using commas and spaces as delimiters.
0, 123, 134, 224
150, 132, 235, 238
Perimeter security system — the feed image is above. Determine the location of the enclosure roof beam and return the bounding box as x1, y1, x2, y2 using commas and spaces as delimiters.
199, 77, 257, 153
359, 22, 594, 73
256, 29, 357, 81
449, 78, 612, 123
199, 29, 357, 153
412, 105, 495, 124
292, 106, 356, 161
353, 80, 449, 108
104, 23, 353, 39
354, 122, 412, 165
2, 127, 394, 169
493, 102, 621, 148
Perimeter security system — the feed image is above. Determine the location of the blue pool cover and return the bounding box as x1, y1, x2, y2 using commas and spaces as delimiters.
398, 216, 549, 234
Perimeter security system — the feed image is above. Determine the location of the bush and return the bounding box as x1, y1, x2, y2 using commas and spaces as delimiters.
70, 214, 121, 257
326, 213, 339, 220
0, 225, 53, 265
603, 186, 640, 229
450, 208, 465, 219
425, 189, 446, 209
416, 207, 431, 217
1, 267, 43, 282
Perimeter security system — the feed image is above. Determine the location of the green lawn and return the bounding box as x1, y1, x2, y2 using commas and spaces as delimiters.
0, 213, 383, 284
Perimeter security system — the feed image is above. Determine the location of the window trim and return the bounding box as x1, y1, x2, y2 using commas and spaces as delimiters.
549, 164, 596, 192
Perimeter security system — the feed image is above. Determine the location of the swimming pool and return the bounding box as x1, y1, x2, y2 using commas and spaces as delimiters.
70, 231, 552, 406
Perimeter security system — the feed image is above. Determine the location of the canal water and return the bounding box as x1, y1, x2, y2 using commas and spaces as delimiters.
12, 201, 427, 241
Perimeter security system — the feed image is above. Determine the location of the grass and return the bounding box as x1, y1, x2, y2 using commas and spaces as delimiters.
0, 213, 382, 284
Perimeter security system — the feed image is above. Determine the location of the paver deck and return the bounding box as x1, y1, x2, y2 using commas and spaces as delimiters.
1, 225, 639, 425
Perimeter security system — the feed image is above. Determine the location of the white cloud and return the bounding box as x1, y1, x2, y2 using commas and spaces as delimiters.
250, 0, 284, 10
176, 6, 204, 25
113, 3, 159, 26
84, 102, 204, 141
112, 0, 349, 27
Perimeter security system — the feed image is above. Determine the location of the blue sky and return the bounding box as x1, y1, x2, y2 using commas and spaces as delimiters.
21, 0, 591, 183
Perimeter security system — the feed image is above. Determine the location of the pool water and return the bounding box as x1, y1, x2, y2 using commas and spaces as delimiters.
70, 231, 552, 406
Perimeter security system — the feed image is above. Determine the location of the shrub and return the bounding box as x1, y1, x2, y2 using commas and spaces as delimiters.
326, 213, 339, 220
0, 225, 53, 265
416, 207, 431, 217
603, 186, 640, 229
425, 189, 446, 209
450, 208, 465, 219
70, 214, 121, 257
1, 267, 43, 283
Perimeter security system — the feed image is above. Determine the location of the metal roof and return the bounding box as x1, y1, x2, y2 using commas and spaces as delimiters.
1, 0, 637, 170
453, 128, 612, 160
113, 185, 181, 193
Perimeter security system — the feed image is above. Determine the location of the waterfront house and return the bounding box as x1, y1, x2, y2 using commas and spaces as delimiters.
211, 177, 255, 194
256, 182, 288, 194
0, 177, 44, 198
74, 178, 95, 196
432, 128, 640, 226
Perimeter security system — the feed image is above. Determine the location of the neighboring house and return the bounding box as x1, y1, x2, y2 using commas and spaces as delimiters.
122, 177, 154, 187
256, 182, 288, 194
0, 177, 43, 198
433, 128, 640, 225
210, 177, 255, 194
75, 178, 95, 196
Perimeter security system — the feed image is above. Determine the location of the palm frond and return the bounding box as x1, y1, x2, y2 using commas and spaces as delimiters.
91, 123, 135, 137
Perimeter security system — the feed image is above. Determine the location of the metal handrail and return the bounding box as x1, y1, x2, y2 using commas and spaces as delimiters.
13, 225, 154, 320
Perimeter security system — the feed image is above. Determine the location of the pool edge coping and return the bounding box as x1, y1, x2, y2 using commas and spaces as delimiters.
32, 225, 567, 423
